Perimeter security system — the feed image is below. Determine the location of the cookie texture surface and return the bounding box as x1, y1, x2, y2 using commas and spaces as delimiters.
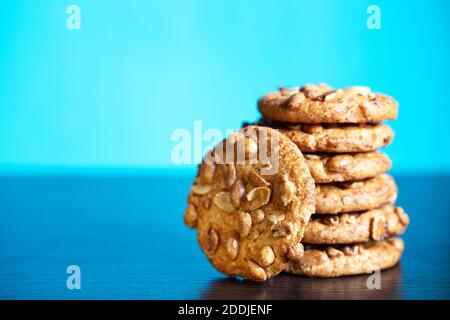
286, 238, 404, 277
305, 152, 392, 183
184, 126, 315, 281
258, 84, 398, 123
315, 174, 397, 214
303, 205, 409, 244
250, 119, 394, 153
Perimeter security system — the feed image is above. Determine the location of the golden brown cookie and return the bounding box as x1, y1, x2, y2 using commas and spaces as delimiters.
250, 119, 394, 153
286, 238, 404, 277
184, 126, 315, 281
315, 174, 397, 214
258, 84, 398, 123
305, 152, 392, 183
303, 205, 409, 244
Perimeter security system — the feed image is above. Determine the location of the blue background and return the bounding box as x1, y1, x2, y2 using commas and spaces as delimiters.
0, 0, 449, 174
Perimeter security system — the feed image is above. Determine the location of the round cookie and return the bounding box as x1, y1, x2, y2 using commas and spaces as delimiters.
286, 238, 404, 277
258, 84, 398, 124
305, 152, 392, 183
315, 174, 397, 214
184, 126, 315, 281
303, 205, 409, 244
251, 119, 394, 153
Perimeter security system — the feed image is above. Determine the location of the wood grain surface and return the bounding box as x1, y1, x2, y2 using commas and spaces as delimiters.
0, 174, 448, 299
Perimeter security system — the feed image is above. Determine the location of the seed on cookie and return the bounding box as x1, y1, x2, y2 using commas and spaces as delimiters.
274, 179, 296, 206
268, 213, 285, 225
234, 135, 258, 161
230, 179, 245, 208
321, 90, 340, 101
213, 191, 235, 212
199, 161, 215, 184
257, 245, 275, 266
371, 215, 386, 241
238, 211, 252, 237
300, 83, 331, 99
223, 164, 237, 188
205, 229, 219, 254
342, 245, 357, 256
226, 237, 239, 260
242, 137, 258, 158
246, 187, 271, 210
248, 261, 267, 281
248, 170, 271, 187
288, 92, 306, 105
300, 249, 329, 265
322, 216, 339, 226
273, 222, 294, 238
251, 209, 265, 224
326, 246, 344, 258
325, 154, 354, 172
184, 204, 198, 228
388, 238, 404, 251
395, 207, 410, 225
191, 184, 212, 195
287, 243, 304, 261
302, 124, 323, 134
279, 86, 300, 96
187, 192, 199, 206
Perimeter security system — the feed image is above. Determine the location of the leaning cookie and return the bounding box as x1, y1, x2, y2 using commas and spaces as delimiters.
286, 238, 404, 277
303, 205, 409, 244
185, 126, 315, 281
258, 84, 398, 124
250, 119, 394, 153
305, 152, 392, 183
315, 174, 397, 214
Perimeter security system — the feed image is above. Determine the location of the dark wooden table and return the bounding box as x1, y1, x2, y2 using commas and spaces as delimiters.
0, 173, 449, 299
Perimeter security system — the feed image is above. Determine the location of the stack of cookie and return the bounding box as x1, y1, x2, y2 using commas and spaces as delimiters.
257, 84, 409, 277
184, 84, 408, 282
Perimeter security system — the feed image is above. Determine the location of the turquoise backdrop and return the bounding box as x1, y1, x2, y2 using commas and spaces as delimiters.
1, 0, 449, 173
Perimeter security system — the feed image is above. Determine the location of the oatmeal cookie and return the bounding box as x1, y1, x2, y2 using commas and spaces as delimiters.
286, 238, 404, 277
249, 119, 394, 153
185, 126, 315, 281
315, 174, 397, 214
305, 152, 392, 183
258, 84, 398, 123
303, 205, 409, 244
